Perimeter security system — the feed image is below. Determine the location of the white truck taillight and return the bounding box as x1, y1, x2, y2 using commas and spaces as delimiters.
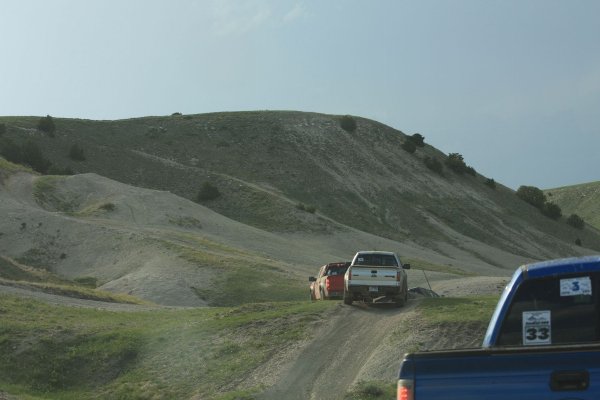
396, 270, 401, 282
397, 379, 414, 400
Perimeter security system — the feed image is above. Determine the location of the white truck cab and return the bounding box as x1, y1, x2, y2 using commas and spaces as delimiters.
343, 251, 410, 307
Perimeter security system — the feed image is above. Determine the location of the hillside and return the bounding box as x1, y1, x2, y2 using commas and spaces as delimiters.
1, 111, 600, 306
545, 181, 600, 231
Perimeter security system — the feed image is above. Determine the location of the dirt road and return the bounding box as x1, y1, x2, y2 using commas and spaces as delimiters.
258, 301, 415, 400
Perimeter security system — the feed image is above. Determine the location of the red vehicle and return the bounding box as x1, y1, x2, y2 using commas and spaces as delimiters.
309, 262, 350, 300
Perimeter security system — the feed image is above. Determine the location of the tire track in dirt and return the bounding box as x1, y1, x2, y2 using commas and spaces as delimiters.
258, 301, 416, 400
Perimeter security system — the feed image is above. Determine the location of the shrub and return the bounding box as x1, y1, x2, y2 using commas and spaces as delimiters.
99, 202, 116, 211
465, 166, 476, 176
566, 214, 585, 229
74, 276, 98, 288
401, 140, 416, 154
340, 115, 357, 132
68, 143, 86, 161
196, 182, 221, 201
485, 178, 496, 189
171, 112, 182, 116
296, 203, 316, 213
0, 123, 6, 136
37, 115, 56, 136
409, 133, 425, 147
445, 153, 468, 174
516, 185, 546, 209
541, 202, 562, 220
305, 204, 317, 213
424, 156, 443, 175
575, 238, 582, 246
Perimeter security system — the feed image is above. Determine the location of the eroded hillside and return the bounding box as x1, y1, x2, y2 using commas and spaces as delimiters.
1, 113, 600, 307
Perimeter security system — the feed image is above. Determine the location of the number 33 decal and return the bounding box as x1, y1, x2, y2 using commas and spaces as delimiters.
526, 327, 550, 341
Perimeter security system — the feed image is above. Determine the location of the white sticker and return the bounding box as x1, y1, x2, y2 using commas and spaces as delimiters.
523, 311, 551, 345
357, 258, 364, 262
560, 277, 592, 296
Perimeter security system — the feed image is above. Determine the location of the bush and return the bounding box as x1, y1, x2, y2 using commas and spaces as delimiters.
99, 202, 116, 211
37, 115, 56, 136
296, 203, 316, 213
69, 144, 86, 161
516, 185, 546, 209
409, 133, 425, 147
0, 123, 6, 136
541, 202, 562, 220
465, 166, 476, 176
575, 238, 582, 246
196, 182, 221, 201
445, 153, 468, 174
401, 140, 416, 154
485, 178, 496, 189
424, 156, 443, 175
567, 214, 585, 229
340, 115, 357, 132
74, 276, 98, 288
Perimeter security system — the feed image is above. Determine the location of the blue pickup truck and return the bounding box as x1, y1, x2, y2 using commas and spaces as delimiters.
397, 256, 600, 400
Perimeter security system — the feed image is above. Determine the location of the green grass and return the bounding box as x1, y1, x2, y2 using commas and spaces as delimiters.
344, 380, 395, 400
419, 296, 499, 323
0, 278, 147, 304
0, 157, 35, 173
545, 181, 600, 231
157, 236, 307, 306
0, 294, 336, 400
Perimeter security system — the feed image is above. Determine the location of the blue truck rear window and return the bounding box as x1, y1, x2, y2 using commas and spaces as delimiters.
497, 272, 599, 346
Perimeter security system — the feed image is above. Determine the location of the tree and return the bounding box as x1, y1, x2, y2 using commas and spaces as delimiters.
409, 133, 425, 147
566, 214, 585, 229
196, 182, 221, 201
485, 178, 496, 189
541, 202, 562, 220
516, 185, 546, 209
37, 115, 56, 136
340, 115, 357, 132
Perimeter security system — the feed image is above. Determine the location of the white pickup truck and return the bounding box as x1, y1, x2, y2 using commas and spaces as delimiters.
343, 251, 410, 307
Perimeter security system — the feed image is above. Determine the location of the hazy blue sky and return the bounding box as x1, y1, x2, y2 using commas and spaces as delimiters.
2, 0, 599, 189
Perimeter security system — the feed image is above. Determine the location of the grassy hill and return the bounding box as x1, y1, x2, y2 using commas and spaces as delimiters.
2, 111, 599, 273
545, 181, 600, 231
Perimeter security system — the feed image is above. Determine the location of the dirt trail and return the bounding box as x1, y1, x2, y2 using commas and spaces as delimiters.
258, 301, 416, 400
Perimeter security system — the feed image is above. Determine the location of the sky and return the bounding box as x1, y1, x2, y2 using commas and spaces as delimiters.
1, 0, 599, 190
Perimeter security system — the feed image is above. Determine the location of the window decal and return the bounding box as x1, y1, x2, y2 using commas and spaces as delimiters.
522, 311, 551, 345
560, 276, 592, 296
